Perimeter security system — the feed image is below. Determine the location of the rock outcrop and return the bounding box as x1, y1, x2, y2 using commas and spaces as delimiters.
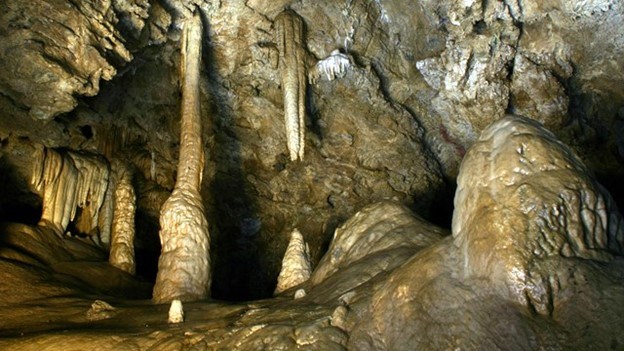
350, 115, 624, 350
453, 115, 624, 314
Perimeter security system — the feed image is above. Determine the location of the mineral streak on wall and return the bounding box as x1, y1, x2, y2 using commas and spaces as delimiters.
275, 10, 306, 161
152, 10, 211, 304
31, 147, 110, 238
109, 161, 136, 275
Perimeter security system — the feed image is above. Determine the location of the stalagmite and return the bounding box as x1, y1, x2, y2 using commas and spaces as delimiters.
274, 228, 312, 294
108, 162, 136, 275
152, 10, 211, 304
168, 299, 184, 324
275, 10, 307, 161
31, 147, 110, 237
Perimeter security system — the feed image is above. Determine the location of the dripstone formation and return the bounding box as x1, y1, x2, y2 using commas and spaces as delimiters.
0, 0, 623, 350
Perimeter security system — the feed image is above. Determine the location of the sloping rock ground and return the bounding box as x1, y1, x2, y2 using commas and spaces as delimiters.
0, 116, 622, 350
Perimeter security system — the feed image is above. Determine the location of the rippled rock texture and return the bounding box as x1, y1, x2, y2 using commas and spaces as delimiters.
3, 0, 624, 297
0, 0, 623, 349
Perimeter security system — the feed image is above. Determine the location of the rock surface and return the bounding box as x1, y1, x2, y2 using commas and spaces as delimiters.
453, 115, 624, 313
274, 228, 312, 294
109, 161, 136, 275
0, 0, 623, 349
349, 115, 624, 350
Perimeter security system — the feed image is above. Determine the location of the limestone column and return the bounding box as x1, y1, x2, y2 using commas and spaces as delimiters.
152, 10, 211, 303
108, 162, 136, 275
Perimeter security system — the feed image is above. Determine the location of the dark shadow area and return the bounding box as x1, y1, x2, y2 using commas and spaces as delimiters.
0, 158, 42, 225
199, 13, 265, 301
134, 210, 161, 284
596, 172, 624, 214
420, 180, 456, 230
306, 83, 324, 142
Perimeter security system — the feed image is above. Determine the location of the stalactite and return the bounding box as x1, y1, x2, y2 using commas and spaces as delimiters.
275, 10, 307, 161
152, 10, 211, 304
31, 147, 110, 237
309, 50, 352, 83
274, 228, 312, 294
108, 161, 136, 275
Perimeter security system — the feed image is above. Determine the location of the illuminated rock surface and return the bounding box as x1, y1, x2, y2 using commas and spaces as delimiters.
109, 161, 137, 275
152, 10, 211, 303
274, 228, 312, 294
0, 0, 623, 349
275, 9, 307, 161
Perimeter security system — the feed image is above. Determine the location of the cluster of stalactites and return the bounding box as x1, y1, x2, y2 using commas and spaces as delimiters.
275, 9, 307, 161
31, 147, 110, 238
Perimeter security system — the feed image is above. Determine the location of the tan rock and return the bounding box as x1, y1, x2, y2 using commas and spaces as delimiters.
153, 10, 211, 304
453, 115, 624, 314
274, 229, 312, 294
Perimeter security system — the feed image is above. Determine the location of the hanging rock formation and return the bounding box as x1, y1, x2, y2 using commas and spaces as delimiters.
108, 161, 136, 275
274, 228, 312, 294
152, 10, 211, 304
31, 147, 110, 237
275, 9, 307, 161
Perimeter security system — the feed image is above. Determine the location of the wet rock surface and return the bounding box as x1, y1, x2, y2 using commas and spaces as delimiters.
1, 117, 623, 349
0, 0, 623, 349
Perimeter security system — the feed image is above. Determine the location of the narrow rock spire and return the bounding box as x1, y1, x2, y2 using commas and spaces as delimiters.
275, 228, 312, 294
152, 10, 211, 304
275, 10, 307, 161
108, 161, 136, 275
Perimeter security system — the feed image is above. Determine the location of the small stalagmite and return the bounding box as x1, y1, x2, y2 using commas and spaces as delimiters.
274, 228, 312, 294
108, 161, 136, 275
152, 10, 211, 304
275, 9, 307, 161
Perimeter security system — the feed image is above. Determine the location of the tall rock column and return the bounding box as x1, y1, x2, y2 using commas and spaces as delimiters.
152, 10, 211, 303
108, 161, 136, 275
275, 10, 307, 161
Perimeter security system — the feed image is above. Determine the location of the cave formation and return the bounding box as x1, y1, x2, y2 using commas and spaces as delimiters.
0, 0, 624, 350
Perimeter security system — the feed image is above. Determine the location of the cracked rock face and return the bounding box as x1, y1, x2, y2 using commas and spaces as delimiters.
0, 0, 623, 349
0, 0, 132, 122
2, 0, 623, 297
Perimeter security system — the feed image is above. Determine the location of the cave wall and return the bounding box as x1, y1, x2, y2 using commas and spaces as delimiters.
0, 0, 623, 299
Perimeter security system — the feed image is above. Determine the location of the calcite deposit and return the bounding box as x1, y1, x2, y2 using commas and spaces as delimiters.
274, 228, 312, 294
0, 0, 623, 350
152, 10, 211, 303
275, 9, 308, 161
109, 161, 137, 275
